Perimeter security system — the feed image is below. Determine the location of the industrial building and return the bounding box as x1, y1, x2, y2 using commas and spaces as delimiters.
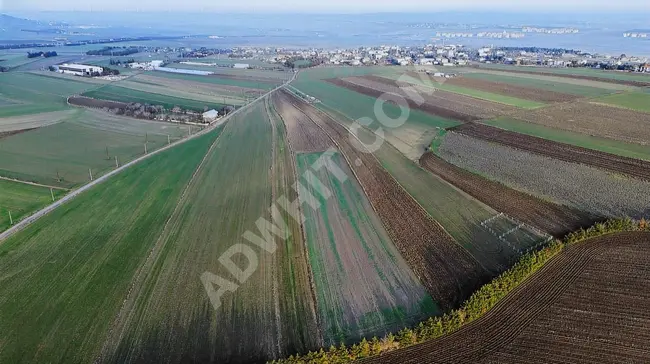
202, 109, 220, 122
58, 64, 104, 76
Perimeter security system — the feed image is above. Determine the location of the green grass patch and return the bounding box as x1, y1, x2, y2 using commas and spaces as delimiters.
594, 92, 650, 113
0, 129, 219, 364
475, 64, 650, 83
82, 85, 226, 112
429, 128, 447, 154
0, 179, 66, 233
484, 117, 650, 161
463, 72, 614, 97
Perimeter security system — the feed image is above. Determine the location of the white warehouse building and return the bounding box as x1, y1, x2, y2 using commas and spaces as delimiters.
58, 63, 104, 76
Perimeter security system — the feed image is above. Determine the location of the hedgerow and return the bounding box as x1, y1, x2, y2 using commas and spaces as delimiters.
271, 218, 648, 364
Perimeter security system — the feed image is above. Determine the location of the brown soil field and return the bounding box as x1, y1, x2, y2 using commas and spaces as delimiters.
68, 96, 128, 110
272, 92, 334, 152
445, 75, 580, 103
279, 89, 488, 310
453, 123, 650, 182
507, 101, 650, 145
326, 77, 478, 122
207, 73, 277, 85
471, 65, 650, 87
135, 74, 261, 95
420, 152, 596, 237
361, 231, 650, 364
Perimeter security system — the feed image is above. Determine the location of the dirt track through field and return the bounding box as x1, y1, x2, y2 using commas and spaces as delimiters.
452, 123, 650, 182
273, 92, 333, 152
279, 90, 488, 311
445, 75, 580, 103
420, 152, 595, 237
360, 231, 650, 364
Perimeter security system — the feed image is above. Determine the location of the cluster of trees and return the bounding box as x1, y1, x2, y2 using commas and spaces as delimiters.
27, 51, 57, 58
109, 102, 165, 120
273, 218, 649, 363
89, 66, 120, 77
108, 58, 136, 65
86, 46, 139, 56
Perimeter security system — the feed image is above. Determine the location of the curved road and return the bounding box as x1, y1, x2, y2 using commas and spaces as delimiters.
0, 71, 297, 243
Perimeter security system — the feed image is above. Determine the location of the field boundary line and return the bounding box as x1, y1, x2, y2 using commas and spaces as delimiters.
268, 93, 326, 347
285, 94, 486, 272
0, 176, 70, 191
0, 72, 297, 244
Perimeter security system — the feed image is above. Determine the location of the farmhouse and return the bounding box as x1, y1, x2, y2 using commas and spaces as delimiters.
58, 63, 104, 76
202, 109, 220, 122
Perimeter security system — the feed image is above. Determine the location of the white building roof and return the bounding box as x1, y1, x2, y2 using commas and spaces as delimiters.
203, 109, 219, 119
59, 63, 101, 70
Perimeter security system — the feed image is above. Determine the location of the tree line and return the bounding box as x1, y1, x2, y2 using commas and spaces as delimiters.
272, 218, 649, 363
27, 51, 57, 58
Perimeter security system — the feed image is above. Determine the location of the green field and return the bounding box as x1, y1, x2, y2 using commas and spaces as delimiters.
82, 84, 227, 112
391, 74, 544, 108
594, 92, 650, 113
484, 117, 650, 161
475, 63, 650, 83
102, 100, 320, 363
0, 130, 220, 364
172, 62, 289, 79
0, 179, 66, 233
462, 72, 614, 97
0, 72, 100, 117
293, 77, 460, 130
0, 109, 196, 187
146, 70, 277, 89
297, 151, 436, 344
297, 66, 401, 81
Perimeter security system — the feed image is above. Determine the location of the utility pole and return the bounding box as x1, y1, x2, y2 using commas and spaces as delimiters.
144, 143, 148, 154
115, 156, 119, 168
188, 126, 191, 136
8, 210, 13, 225
89, 168, 93, 181
168, 134, 171, 145
50, 188, 55, 202
105, 146, 110, 160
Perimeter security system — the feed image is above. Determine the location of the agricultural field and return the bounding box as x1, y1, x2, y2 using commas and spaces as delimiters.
0, 72, 101, 117
170, 61, 289, 80
82, 84, 227, 112
100, 100, 321, 363
297, 151, 436, 344
443, 74, 581, 103
0, 109, 194, 187
461, 72, 617, 97
272, 92, 333, 152
0, 109, 79, 132
482, 118, 650, 161
594, 91, 650, 113
472, 63, 650, 86
507, 101, 650, 145
0, 179, 66, 233
362, 231, 650, 364
0, 130, 220, 364
382, 72, 544, 108
454, 122, 650, 180
419, 152, 594, 237
146, 69, 278, 90
439, 132, 650, 219
281, 90, 493, 310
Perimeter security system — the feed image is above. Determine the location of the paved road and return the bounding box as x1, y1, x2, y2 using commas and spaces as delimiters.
0, 71, 296, 243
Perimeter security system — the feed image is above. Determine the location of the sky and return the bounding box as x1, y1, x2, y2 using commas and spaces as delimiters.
2, 0, 650, 12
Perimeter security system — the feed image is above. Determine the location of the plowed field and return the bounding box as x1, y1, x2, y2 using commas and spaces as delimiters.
445, 76, 579, 103
507, 101, 650, 145
453, 123, 650, 182
360, 231, 650, 364
273, 92, 333, 152
420, 152, 595, 237
279, 90, 487, 311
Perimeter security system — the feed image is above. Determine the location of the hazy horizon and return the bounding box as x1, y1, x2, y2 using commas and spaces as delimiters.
3, 0, 649, 13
